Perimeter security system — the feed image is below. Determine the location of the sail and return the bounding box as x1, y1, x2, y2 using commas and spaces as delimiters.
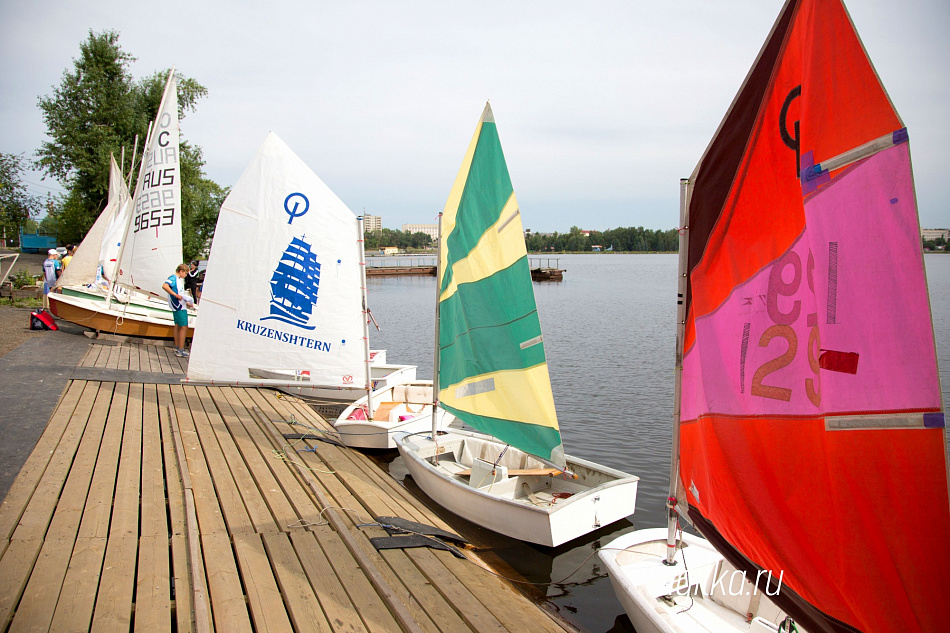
187, 132, 366, 388
437, 103, 564, 468
56, 154, 125, 288
99, 155, 132, 282
116, 69, 182, 298
676, 1, 950, 631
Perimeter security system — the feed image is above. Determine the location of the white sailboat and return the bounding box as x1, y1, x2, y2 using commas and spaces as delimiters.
599, 2, 950, 632
186, 132, 415, 409
395, 104, 639, 548
49, 70, 197, 339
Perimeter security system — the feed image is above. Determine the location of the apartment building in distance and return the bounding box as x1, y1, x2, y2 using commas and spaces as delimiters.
363, 214, 382, 232
401, 223, 439, 241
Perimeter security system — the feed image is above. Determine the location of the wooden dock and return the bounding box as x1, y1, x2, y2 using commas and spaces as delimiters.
0, 342, 575, 633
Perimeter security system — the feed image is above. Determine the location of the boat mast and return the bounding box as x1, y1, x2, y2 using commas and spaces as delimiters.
106, 120, 152, 309
430, 212, 443, 439
666, 177, 691, 566
357, 215, 373, 422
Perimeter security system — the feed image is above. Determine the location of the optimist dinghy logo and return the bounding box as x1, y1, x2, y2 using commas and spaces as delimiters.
284, 192, 309, 224
261, 235, 321, 330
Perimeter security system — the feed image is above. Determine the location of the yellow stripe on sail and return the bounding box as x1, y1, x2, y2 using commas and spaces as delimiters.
439, 364, 559, 431
439, 120, 483, 284
440, 193, 523, 303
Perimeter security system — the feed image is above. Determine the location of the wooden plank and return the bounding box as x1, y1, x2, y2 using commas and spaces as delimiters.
45, 382, 115, 541
8, 539, 74, 633
167, 386, 228, 535
89, 535, 137, 633
117, 343, 131, 371
194, 386, 279, 535
165, 398, 211, 633
268, 394, 572, 633
9, 385, 115, 632
232, 533, 295, 633
180, 386, 256, 535
251, 406, 429, 633
46, 536, 107, 633
93, 344, 111, 369
155, 346, 174, 374
78, 345, 97, 367
201, 531, 253, 633
0, 539, 42, 630
0, 380, 86, 541
134, 535, 172, 633
141, 384, 167, 538
127, 343, 141, 371
283, 531, 370, 633
208, 389, 302, 531
261, 532, 333, 633
110, 382, 143, 538
218, 389, 329, 530
170, 535, 196, 633
138, 344, 153, 373
77, 383, 129, 539
11, 381, 99, 542
105, 343, 122, 369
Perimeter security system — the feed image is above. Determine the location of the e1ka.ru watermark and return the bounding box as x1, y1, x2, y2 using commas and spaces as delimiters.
675, 568, 785, 596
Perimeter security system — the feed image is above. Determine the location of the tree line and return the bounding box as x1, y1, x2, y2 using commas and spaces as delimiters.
526, 225, 678, 252
0, 30, 225, 260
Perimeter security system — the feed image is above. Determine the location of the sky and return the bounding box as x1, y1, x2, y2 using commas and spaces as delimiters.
1, 0, 948, 233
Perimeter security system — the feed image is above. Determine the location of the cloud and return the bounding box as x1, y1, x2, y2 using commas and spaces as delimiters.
1, 0, 947, 231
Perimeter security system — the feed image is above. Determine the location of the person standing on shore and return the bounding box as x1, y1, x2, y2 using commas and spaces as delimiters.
162, 264, 194, 357
184, 260, 202, 304
42, 249, 61, 294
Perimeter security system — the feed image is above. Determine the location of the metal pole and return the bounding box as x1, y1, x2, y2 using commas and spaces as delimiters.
357, 216, 373, 421
430, 212, 443, 438
665, 177, 691, 566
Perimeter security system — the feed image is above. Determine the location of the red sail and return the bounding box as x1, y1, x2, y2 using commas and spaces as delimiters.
678, 1, 950, 631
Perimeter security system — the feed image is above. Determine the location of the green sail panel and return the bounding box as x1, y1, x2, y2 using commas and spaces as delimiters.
438, 104, 563, 466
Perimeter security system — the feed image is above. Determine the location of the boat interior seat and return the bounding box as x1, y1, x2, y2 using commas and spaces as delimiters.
458, 437, 542, 471
469, 458, 508, 488
709, 559, 754, 618
372, 401, 402, 422
392, 384, 432, 404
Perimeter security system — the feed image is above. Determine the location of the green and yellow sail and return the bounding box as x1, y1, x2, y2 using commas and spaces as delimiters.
437, 103, 565, 468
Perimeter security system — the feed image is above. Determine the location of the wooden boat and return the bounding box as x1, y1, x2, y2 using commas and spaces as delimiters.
48, 291, 193, 339
50, 71, 192, 339
395, 103, 638, 547
599, 2, 950, 631
187, 133, 417, 405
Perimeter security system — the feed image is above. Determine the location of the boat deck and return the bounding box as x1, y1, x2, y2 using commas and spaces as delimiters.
0, 342, 574, 633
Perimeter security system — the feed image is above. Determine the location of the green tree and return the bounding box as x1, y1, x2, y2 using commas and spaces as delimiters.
34, 30, 222, 259
0, 153, 42, 246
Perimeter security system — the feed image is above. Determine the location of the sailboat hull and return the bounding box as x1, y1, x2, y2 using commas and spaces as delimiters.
334, 381, 454, 449
599, 529, 791, 633
250, 363, 417, 405
396, 428, 639, 547
48, 291, 194, 340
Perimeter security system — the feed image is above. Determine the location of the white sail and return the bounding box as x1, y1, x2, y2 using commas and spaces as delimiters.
99, 155, 132, 281
56, 155, 125, 289
187, 132, 366, 388
116, 70, 182, 298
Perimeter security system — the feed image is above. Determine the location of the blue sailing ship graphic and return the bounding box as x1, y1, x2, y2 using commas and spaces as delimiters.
261, 235, 320, 330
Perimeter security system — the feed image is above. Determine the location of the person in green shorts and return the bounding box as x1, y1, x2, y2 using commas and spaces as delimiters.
162, 264, 194, 357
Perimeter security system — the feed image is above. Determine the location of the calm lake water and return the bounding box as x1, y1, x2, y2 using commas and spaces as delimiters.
360, 253, 950, 633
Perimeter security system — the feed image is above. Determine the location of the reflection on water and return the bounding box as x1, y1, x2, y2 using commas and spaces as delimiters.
354, 253, 950, 633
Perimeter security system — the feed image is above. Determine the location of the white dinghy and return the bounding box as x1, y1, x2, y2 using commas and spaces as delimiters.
395, 104, 639, 548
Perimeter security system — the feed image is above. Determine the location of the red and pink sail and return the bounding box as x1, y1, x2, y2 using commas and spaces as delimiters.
676, 1, 950, 630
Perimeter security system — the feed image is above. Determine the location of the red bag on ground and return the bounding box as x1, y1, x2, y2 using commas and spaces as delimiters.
30, 310, 58, 331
